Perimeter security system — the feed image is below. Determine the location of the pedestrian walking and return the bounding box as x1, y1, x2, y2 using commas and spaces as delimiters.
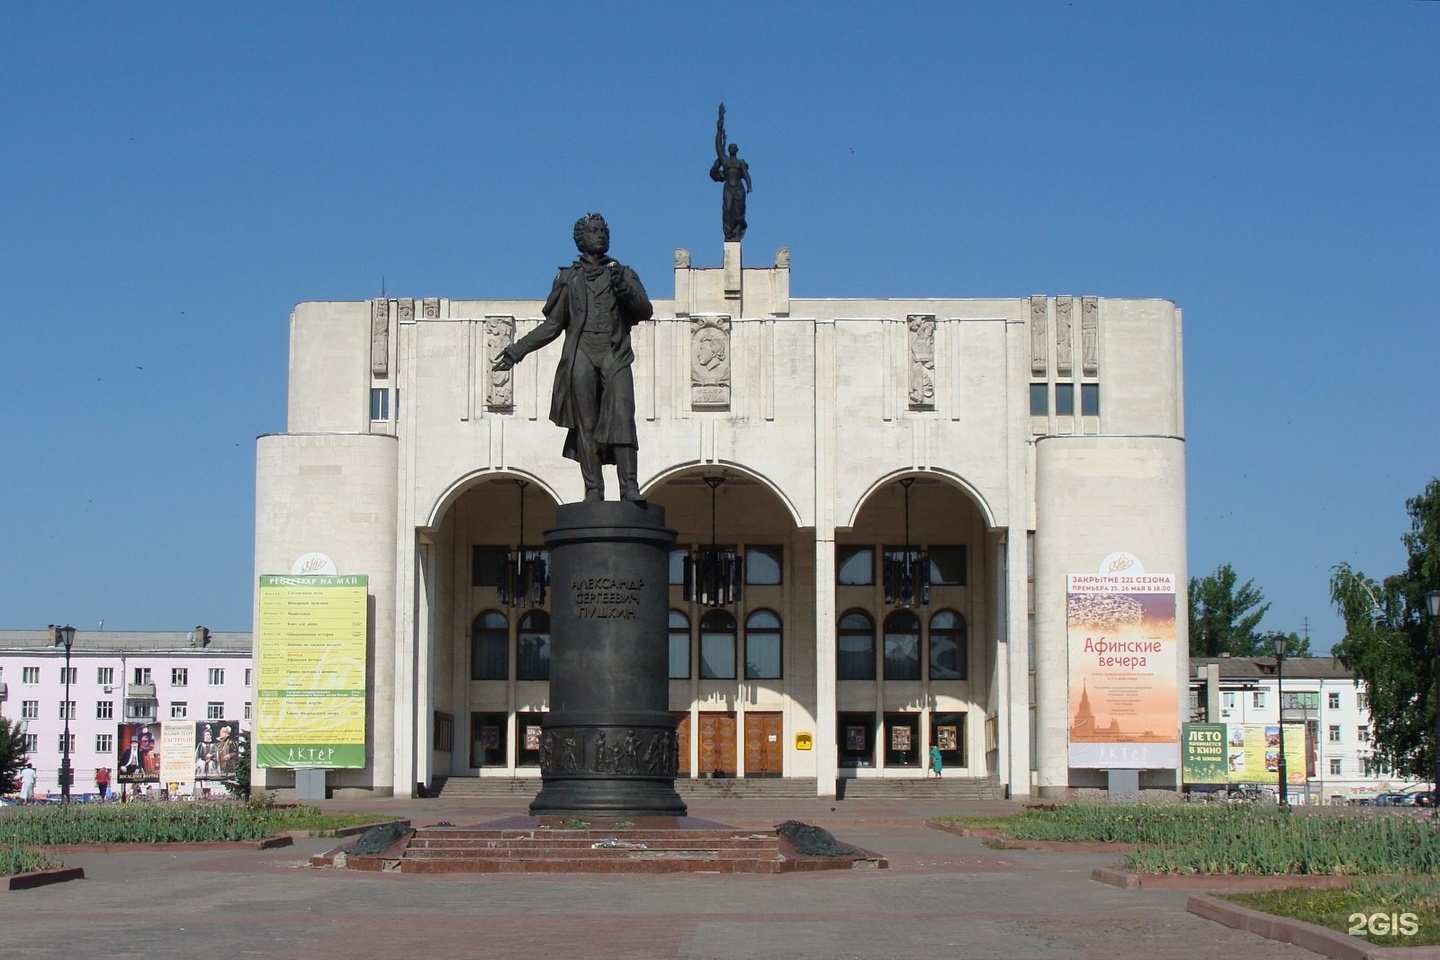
929, 745, 943, 779
19, 763, 36, 803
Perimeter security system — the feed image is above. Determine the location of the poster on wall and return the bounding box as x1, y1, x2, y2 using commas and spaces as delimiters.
116, 722, 160, 784
255, 574, 369, 769
846, 726, 867, 751
890, 725, 912, 752
936, 725, 959, 752
1067, 554, 1179, 769
159, 722, 195, 791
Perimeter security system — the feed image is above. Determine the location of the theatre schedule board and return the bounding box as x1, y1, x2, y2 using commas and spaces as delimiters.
255, 574, 368, 769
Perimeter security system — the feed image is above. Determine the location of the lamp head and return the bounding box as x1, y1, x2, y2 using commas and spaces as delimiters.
1271, 632, 1287, 658
1425, 589, 1440, 619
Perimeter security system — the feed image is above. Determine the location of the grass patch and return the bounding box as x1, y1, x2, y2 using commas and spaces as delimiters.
1, 843, 62, 876
934, 803, 1440, 876
1225, 877, 1440, 947
0, 803, 384, 855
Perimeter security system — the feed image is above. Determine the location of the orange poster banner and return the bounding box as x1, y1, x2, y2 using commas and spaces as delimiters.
1067, 572, 1179, 769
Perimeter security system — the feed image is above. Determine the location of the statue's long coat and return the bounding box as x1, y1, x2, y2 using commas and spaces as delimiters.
510, 258, 652, 463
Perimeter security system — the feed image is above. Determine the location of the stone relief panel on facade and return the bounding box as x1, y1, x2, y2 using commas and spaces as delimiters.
370, 299, 390, 377
421, 298, 440, 319
907, 314, 936, 409
1081, 296, 1099, 375
674, 248, 691, 268
691, 315, 731, 408
485, 317, 516, 409
1029, 296, 1048, 375
397, 298, 414, 326
1055, 297, 1073, 375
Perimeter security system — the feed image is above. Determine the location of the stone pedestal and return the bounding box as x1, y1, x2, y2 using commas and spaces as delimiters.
529, 501, 686, 817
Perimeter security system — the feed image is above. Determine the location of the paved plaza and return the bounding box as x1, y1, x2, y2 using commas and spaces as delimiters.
0, 795, 1314, 960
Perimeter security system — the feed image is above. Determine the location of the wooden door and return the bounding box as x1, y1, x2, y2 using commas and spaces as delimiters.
697, 712, 737, 777
744, 712, 784, 777
674, 712, 691, 776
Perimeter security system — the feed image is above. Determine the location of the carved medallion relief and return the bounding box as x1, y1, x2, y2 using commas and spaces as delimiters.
691, 315, 731, 408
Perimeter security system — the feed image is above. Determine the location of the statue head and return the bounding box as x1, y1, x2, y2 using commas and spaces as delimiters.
573, 212, 610, 257
728, 144, 739, 157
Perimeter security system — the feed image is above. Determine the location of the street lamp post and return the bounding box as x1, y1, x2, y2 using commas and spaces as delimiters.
1272, 632, 1289, 809
53, 625, 77, 803
1425, 590, 1440, 810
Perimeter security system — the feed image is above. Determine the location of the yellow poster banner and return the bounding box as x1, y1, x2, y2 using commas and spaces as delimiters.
255, 574, 368, 768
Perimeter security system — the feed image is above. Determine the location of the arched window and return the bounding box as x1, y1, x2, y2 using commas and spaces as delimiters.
471, 610, 508, 681
516, 611, 551, 681
699, 610, 737, 679
929, 610, 967, 680
744, 609, 782, 680
883, 610, 922, 680
668, 609, 691, 679
837, 610, 876, 680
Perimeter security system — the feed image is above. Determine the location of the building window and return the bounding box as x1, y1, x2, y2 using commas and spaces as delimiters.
125, 699, 157, 721
207, 702, 225, 720
434, 712, 454, 752
59, 701, 75, 720
471, 546, 507, 588
171, 702, 188, 720
883, 611, 922, 681
1358, 727, 1370, 743
133, 667, 151, 686
58, 733, 75, 753
1328, 724, 1341, 743
1357, 691, 1367, 711
97, 666, 114, 686
21, 700, 38, 720
96, 733, 113, 754
1329, 758, 1343, 776
516, 612, 551, 681
837, 610, 876, 680
1222, 691, 1236, 711
744, 610, 782, 680
668, 547, 689, 585
23, 734, 38, 753
836, 546, 874, 586
1253, 690, 1266, 709
60, 667, 77, 685
1188, 690, 1200, 714
699, 610, 737, 679
1080, 383, 1100, 416
1055, 382, 1074, 416
244, 702, 251, 720
928, 609, 967, 680
668, 610, 691, 679
1029, 382, 1048, 415
471, 610, 509, 681
928, 546, 967, 586
22, 667, 39, 685
208, 668, 225, 686
370, 387, 390, 421
1328, 691, 1340, 709
746, 546, 783, 585
172, 668, 188, 687
96, 701, 113, 720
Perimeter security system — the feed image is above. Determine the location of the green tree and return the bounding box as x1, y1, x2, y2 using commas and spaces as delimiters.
223, 730, 252, 800
1331, 478, 1440, 781
0, 715, 29, 795
1188, 563, 1272, 657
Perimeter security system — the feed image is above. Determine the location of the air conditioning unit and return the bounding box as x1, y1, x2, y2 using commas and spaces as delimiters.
103, 686, 113, 694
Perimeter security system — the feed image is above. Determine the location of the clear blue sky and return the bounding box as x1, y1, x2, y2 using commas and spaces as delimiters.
3, 3, 1435, 651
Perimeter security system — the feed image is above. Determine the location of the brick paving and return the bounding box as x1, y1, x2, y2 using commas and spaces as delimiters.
0, 794, 1316, 959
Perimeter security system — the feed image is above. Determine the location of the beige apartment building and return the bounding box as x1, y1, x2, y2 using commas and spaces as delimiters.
254, 239, 1188, 799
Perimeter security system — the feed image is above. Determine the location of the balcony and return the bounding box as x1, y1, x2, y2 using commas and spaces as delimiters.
127, 683, 156, 698
124, 699, 158, 722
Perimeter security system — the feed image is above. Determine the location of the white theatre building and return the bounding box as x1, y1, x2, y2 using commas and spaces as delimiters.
254, 239, 1188, 799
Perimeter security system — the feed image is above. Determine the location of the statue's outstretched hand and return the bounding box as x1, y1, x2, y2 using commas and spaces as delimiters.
492, 346, 520, 371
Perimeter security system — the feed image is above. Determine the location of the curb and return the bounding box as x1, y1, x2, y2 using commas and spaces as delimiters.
1187, 894, 1440, 960
6, 867, 85, 891
1093, 867, 1357, 892
41, 835, 293, 853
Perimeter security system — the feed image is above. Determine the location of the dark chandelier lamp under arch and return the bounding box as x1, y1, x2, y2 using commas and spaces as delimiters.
684, 476, 742, 607
883, 477, 930, 608
497, 479, 548, 608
